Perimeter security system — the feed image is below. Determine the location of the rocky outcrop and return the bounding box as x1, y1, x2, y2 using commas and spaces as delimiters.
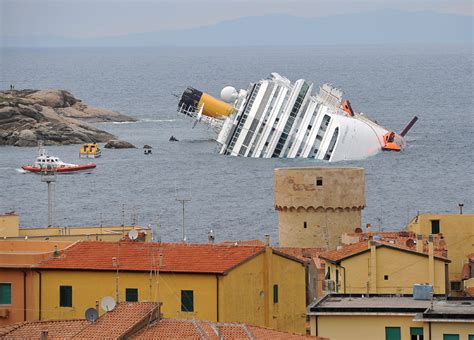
0, 89, 137, 146
104, 140, 137, 149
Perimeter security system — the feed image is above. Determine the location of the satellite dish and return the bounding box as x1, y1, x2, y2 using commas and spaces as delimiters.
220, 86, 238, 103
85, 307, 99, 322
100, 296, 116, 312
128, 229, 138, 240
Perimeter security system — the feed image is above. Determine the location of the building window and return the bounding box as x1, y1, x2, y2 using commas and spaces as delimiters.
410, 327, 424, 340
0, 283, 12, 305
443, 335, 459, 340
125, 288, 138, 302
304, 221, 307, 229
273, 284, 279, 303
385, 327, 401, 340
59, 285, 72, 307
316, 177, 323, 186
384, 275, 389, 280
181, 290, 194, 312
450, 281, 461, 291
431, 220, 440, 234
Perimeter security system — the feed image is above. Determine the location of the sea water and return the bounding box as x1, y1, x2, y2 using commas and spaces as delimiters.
0, 45, 472, 243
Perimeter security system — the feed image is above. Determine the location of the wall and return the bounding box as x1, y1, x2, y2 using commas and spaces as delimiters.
274, 167, 365, 249
34, 270, 216, 322
406, 214, 474, 282
312, 315, 423, 340
326, 246, 446, 294
0, 214, 19, 237
18, 225, 152, 242
0, 269, 35, 326
430, 322, 474, 340
219, 250, 306, 334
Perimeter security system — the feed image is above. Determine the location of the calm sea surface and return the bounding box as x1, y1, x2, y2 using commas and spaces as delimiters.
0, 45, 472, 243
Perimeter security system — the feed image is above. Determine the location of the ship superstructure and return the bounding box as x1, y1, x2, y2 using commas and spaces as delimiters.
177, 73, 417, 162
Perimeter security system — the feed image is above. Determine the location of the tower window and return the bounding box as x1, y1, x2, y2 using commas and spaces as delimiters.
431, 220, 440, 234
384, 275, 389, 280
304, 221, 307, 229
316, 177, 323, 186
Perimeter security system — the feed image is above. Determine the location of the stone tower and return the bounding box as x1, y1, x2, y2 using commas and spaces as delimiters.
275, 167, 365, 249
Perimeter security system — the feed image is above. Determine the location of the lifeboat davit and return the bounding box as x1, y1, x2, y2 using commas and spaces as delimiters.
22, 143, 96, 174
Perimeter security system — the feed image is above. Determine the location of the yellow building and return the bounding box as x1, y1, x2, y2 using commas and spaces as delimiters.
0, 212, 151, 242
0, 212, 20, 237
320, 240, 449, 294
406, 213, 474, 292
308, 294, 474, 340
25, 240, 306, 334
274, 167, 365, 249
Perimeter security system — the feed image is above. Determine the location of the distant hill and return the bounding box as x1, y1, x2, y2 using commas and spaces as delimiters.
2, 10, 472, 47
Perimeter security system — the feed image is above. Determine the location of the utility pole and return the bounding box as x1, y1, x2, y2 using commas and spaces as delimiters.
176, 198, 191, 242
41, 166, 56, 227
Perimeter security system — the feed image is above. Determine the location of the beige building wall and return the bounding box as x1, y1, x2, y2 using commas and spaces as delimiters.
326, 246, 447, 294
406, 214, 474, 282
311, 315, 474, 340
275, 167, 365, 249
0, 214, 20, 237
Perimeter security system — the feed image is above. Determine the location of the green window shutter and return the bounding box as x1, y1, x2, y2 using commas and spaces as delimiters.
468, 335, 474, 340
443, 335, 459, 340
59, 286, 72, 307
410, 328, 424, 336
125, 288, 138, 302
181, 290, 194, 312
385, 327, 401, 340
273, 284, 279, 304
431, 220, 440, 234
0, 283, 12, 304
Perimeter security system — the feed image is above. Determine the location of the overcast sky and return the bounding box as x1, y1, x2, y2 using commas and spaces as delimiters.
1, 0, 472, 38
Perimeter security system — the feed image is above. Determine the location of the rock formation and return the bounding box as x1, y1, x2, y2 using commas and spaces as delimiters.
104, 140, 137, 149
0, 89, 137, 146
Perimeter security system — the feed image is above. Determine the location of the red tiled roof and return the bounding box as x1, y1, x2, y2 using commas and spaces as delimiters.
0, 319, 90, 338
465, 287, 474, 297
132, 319, 322, 339
321, 241, 450, 263
274, 247, 326, 262
36, 241, 265, 274
75, 302, 159, 339
220, 239, 266, 246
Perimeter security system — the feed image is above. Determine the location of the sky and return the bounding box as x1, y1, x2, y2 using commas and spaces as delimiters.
1, 0, 472, 38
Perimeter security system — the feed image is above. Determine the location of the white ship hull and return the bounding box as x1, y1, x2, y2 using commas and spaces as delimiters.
178, 73, 415, 162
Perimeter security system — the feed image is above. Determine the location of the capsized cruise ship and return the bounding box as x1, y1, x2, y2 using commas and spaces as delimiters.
177, 73, 417, 162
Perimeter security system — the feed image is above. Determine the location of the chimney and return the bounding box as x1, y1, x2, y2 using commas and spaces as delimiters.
159, 253, 164, 267
40, 330, 48, 340
416, 234, 423, 252
264, 234, 271, 247
208, 230, 215, 244
366, 223, 372, 232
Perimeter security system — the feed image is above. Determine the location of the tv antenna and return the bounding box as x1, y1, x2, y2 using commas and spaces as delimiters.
100, 296, 116, 312
176, 198, 191, 242
85, 307, 99, 322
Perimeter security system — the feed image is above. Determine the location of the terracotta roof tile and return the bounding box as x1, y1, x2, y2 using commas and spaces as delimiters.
74, 302, 159, 339
465, 287, 474, 297
0, 319, 90, 339
220, 239, 266, 246
320, 240, 449, 263
274, 247, 326, 262
36, 241, 265, 274
132, 319, 321, 339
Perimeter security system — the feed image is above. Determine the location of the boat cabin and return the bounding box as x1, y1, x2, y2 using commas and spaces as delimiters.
80, 143, 102, 158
